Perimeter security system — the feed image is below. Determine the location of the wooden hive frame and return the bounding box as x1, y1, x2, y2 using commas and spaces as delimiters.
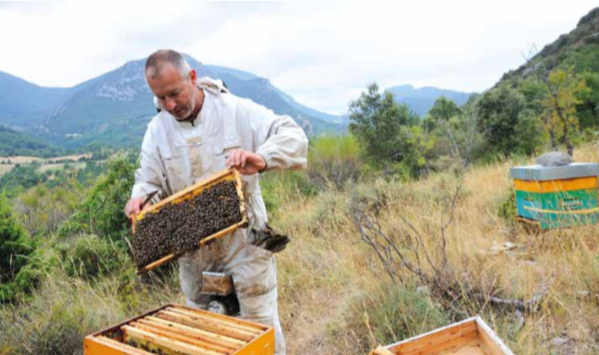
131, 169, 248, 274
83, 304, 274, 355
370, 317, 514, 355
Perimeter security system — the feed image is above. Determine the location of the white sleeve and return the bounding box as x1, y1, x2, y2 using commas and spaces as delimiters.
239, 98, 308, 171
131, 127, 167, 201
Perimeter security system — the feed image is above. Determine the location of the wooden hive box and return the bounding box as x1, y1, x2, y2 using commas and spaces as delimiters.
132, 169, 248, 274
510, 163, 599, 229
369, 317, 514, 355
83, 304, 274, 355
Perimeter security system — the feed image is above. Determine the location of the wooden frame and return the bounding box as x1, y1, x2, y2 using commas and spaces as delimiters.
131, 169, 248, 274
83, 304, 274, 355
371, 317, 514, 355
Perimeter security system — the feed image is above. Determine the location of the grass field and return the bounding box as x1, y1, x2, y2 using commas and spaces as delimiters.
272, 146, 599, 354
0, 154, 91, 177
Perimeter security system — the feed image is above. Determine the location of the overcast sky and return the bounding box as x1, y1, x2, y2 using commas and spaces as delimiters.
0, 1, 597, 115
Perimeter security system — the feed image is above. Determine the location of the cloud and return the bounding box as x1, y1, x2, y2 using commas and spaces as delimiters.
0, 1, 597, 114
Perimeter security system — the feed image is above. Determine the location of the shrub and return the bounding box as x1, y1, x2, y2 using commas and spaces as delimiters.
58, 154, 136, 243
260, 171, 317, 220
498, 187, 517, 223
307, 135, 364, 189
56, 234, 131, 280
343, 284, 450, 350
0, 193, 44, 302
0, 290, 100, 355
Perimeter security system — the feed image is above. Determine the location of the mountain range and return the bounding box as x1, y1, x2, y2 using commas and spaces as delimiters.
0, 55, 471, 150
386, 85, 471, 116
0, 56, 349, 150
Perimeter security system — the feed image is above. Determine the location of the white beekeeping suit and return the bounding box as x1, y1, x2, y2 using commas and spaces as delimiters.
131, 77, 308, 355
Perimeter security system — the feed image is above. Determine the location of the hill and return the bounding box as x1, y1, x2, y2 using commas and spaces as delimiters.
0, 57, 345, 150
386, 84, 471, 116
499, 7, 599, 84
0, 71, 71, 128
0, 125, 65, 157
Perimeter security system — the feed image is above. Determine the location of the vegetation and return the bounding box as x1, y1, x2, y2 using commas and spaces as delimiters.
0, 193, 42, 302
0, 126, 68, 158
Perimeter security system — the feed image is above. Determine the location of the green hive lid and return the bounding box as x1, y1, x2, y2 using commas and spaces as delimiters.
510, 163, 599, 181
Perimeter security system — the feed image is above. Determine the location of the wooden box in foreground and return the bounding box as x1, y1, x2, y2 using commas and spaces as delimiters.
84, 304, 274, 355
369, 317, 514, 355
132, 169, 248, 274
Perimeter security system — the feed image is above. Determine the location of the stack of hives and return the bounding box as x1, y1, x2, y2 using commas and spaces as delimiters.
84, 305, 274, 355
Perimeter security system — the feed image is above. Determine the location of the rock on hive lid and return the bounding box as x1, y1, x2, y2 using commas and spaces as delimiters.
510, 163, 599, 181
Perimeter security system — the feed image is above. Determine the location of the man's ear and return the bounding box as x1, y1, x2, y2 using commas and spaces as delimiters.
189, 69, 197, 84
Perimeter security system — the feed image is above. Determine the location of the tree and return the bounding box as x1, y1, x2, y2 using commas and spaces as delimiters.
476, 85, 533, 156
59, 154, 136, 243
429, 96, 462, 122
0, 193, 31, 285
575, 72, 599, 131
542, 68, 588, 156
348, 83, 419, 167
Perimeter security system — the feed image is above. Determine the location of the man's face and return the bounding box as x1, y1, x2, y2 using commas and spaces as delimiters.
147, 63, 198, 121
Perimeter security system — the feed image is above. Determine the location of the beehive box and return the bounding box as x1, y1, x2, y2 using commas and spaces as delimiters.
132, 169, 248, 274
84, 304, 274, 355
510, 163, 599, 229
369, 317, 514, 355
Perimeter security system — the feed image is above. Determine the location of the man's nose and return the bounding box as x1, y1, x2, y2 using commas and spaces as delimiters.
165, 97, 177, 111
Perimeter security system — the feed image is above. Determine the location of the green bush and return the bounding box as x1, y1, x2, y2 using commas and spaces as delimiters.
260, 171, 318, 220
307, 135, 364, 189
343, 284, 450, 349
0, 193, 45, 302
56, 234, 131, 279
498, 187, 517, 223
59, 154, 136, 243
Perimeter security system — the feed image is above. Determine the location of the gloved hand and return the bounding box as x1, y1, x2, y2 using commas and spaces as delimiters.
251, 224, 290, 253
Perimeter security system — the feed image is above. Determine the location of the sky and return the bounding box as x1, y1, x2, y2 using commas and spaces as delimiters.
0, 1, 597, 115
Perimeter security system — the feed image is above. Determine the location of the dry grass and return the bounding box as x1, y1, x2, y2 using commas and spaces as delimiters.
0, 154, 91, 163
0, 154, 91, 176
38, 162, 86, 173
273, 145, 599, 354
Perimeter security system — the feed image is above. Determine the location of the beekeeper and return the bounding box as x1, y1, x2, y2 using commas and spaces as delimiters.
124, 49, 308, 355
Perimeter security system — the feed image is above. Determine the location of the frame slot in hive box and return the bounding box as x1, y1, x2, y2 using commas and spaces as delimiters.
84, 304, 274, 355
132, 169, 248, 274
369, 317, 514, 355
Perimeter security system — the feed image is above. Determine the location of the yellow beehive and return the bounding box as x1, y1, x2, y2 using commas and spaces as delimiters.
368, 317, 514, 355
83, 304, 274, 355
132, 169, 248, 274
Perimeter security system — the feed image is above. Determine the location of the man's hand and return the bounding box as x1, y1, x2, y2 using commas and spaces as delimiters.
226, 149, 266, 175
124, 197, 145, 219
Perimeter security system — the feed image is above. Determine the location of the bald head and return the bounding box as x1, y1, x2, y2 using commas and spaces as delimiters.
145, 49, 192, 80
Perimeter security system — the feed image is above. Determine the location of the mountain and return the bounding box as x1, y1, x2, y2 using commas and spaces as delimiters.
0, 125, 65, 157
386, 84, 472, 117
0, 71, 71, 128
0, 56, 345, 150
205, 65, 348, 126
499, 7, 599, 85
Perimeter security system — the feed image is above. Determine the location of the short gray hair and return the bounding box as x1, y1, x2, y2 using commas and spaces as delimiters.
145, 49, 191, 79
